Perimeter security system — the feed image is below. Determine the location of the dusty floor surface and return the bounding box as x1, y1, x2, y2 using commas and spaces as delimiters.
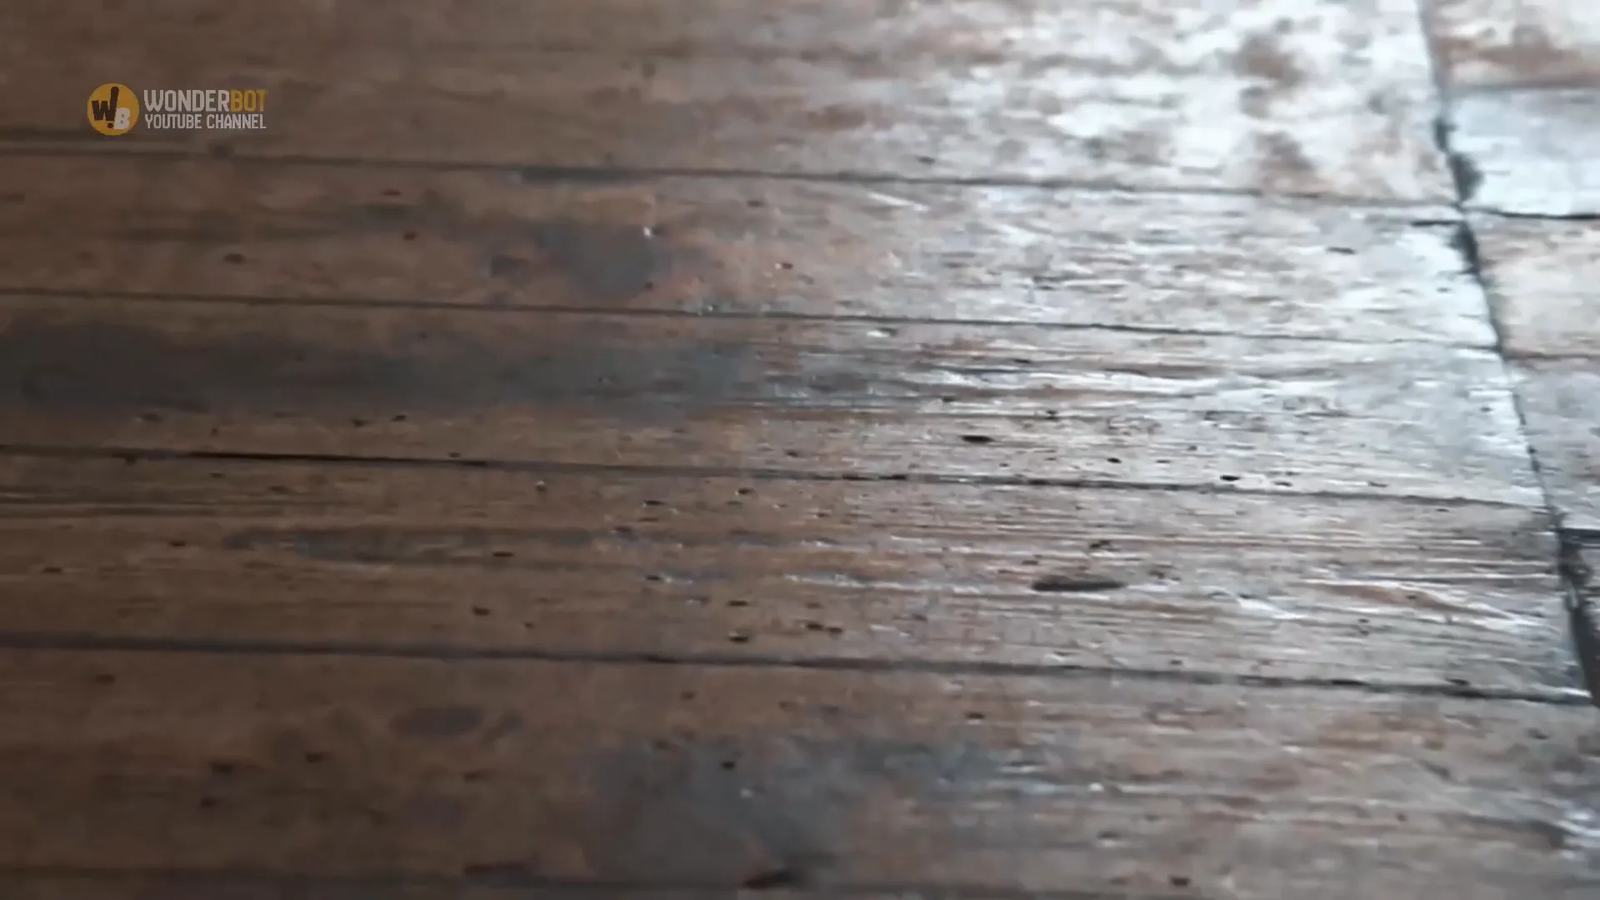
0, 1, 1598, 897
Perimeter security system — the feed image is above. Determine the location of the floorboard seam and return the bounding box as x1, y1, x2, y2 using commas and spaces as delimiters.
0, 865, 1193, 900
0, 630, 1585, 706
1422, 12, 1600, 707
1469, 208, 1600, 223
0, 286, 1499, 351
0, 442, 1542, 509
0, 141, 1451, 210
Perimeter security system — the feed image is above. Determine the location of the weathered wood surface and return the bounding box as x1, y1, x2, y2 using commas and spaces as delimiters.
6, 881, 957, 900
0, 452, 1577, 694
1426, 0, 1600, 89
1469, 217, 1600, 531
1426, 1, 1600, 214
1, 1, 1595, 895
0, 157, 1488, 342
1, 0, 1451, 199
1571, 540, 1600, 703
6, 881, 1077, 900
0, 295, 1542, 504
0, 651, 1596, 898
1510, 362, 1600, 533
1447, 88, 1600, 216
1474, 216, 1600, 359
9, 882, 819, 900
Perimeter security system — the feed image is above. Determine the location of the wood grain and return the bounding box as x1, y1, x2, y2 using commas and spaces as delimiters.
1468, 217, 1600, 531
4, 2, 1595, 895
7, 879, 1239, 900
1448, 88, 1600, 216
6, 880, 952, 900
1573, 539, 1600, 702
1425, 0, 1600, 89
0, 295, 1542, 505
0, 651, 1596, 898
1473, 215, 1600, 359
1512, 360, 1600, 532
0, 0, 1451, 199
0, 156, 1489, 343
9, 882, 813, 900
0, 452, 1577, 694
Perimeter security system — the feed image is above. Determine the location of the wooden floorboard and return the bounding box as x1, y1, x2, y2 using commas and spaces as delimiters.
1570, 540, 1600, 703
0, 157, 1488, 341
1509, 361, 1600, 533
1426, 2, 1600, 702
1449, 89, 1600, 216
1428, 1, 1600, 215
0, 452, 1578, 694
0, 0, 1451, 199
2, 0, 1597, 895
1475, 216, 1600, 360
1426, 0, 1600, 90
6, 880, 1040, 900
0, 651, 1596, 898
0, 294, 1542, 503
1469, 216, 1600, 531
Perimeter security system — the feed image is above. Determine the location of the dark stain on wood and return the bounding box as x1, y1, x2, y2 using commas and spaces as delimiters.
341, 193, 693, 303
1430, 14, 1600, 90
0, 315, 754, 418
390, 705, 487, 739
1235, 32, 1305, 91
1258, 132, 1317, 184
742, 864, 809, 889
1032, 574, 1128, 593
482, 712, 525, 744
1518, 817, 1571, 851
401, 790, 470, 828
462, 859, 541, 884
573, 736, 1010, 884
1448, 142, 1485, 204
218, 525, 773, 569
220, 526, 602, 562
518, 218, 676, 301
60, 188, 701, 307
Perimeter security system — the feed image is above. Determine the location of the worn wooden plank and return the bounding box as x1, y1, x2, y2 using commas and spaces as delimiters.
0, 295, 1543, 504
1448, 88, 1600, 216
0, 452, 1577, 694
1473, 215, 1600, 359
1512, 360, 1600, 532
0, 157, 1489, 342
6, 880, 913, 900
1467, 216, 1600, 529
0, 650, 1597, 898
0, 0, 1452, 199
1425, 0, 1600, 89
8, 881, 749, 900
1429, 0, 1600, 213
3, 877, 1070, 900
1571, 539, 1600, 702
1465, 216, 1600, 525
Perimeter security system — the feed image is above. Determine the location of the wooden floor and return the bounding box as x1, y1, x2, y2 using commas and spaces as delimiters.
2, 1, 1600, 897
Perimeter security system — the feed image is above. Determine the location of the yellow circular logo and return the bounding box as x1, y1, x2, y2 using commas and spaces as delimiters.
87, 83, 138, 135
